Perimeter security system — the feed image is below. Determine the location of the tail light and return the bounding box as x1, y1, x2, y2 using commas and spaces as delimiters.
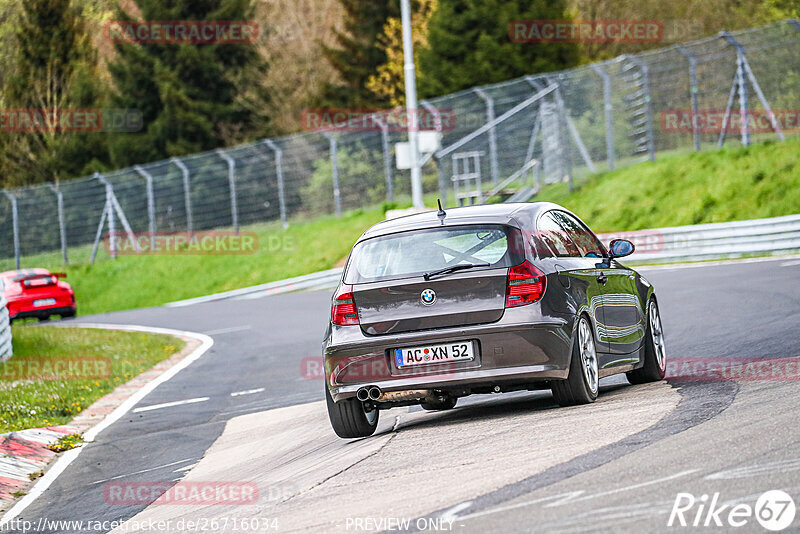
331, 284, 359, 325
505, 261, 546, 308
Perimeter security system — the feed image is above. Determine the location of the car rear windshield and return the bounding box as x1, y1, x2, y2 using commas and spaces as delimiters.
344, 224, 524, 284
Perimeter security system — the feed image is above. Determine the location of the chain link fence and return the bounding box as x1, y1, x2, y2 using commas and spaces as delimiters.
1, 19, 799, 266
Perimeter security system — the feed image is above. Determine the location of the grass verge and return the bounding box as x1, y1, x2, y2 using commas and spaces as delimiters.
3, 207, 387, 316
0, 326, 184, 433
534, 138, 800, 232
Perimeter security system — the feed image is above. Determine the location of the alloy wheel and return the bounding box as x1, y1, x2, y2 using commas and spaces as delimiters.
579, 318, 599, 394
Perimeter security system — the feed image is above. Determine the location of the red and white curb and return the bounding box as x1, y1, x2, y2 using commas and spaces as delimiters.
0, 426, 80, 501
0, 324, 213, 524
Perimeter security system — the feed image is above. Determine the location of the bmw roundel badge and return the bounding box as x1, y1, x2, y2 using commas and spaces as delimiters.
421, 288, 436, 306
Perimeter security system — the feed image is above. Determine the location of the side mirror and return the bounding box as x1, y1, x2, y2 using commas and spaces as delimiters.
608, 239, 635, 259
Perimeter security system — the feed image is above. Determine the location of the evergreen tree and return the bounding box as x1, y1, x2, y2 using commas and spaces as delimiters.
107, 0, 269, 167
318, 0, 399, 109
0, 0, 106, 186
418, 0, 579, 97
367, 0, 437, 108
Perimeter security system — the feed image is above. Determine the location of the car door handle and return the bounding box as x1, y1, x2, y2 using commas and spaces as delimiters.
597, 273, 608, 285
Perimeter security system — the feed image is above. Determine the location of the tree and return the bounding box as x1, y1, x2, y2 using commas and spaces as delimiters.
0, 0, 107, 187
418, 0, 580, 97
106, 0, 269, 167
252, 0, 344, 134
367, 0, 437, 108
317, 0, 399, 109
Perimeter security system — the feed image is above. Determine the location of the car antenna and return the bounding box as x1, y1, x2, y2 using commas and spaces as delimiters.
437, 199, 446, 224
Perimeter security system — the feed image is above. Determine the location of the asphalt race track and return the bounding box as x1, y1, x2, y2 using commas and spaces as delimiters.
6, 256, 800, 533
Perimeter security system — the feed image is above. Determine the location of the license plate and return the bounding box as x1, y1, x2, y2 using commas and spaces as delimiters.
33, 298, 56, 307
394, 341, 474, 368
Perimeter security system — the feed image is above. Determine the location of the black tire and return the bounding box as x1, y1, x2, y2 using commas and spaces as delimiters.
551, 315, 599, 406
61, 309, 76, 319
421, 396, 458, 411
627, 298, 667, 384
325, 384, 379, 438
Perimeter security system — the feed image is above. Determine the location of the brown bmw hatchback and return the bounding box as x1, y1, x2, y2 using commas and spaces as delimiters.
324, 202, 667, 438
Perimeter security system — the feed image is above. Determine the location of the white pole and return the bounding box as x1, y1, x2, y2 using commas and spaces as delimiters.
401, 0, 425, 209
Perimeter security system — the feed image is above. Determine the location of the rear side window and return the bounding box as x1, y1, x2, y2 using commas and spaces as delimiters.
344, 225, 524, 284
552, 211, 606, 258
535, 212, 581, 257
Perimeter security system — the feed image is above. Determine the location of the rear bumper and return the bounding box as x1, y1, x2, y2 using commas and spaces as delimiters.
324, 306, 574, 402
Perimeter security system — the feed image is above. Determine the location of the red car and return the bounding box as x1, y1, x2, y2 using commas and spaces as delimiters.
1, 269, 76, 322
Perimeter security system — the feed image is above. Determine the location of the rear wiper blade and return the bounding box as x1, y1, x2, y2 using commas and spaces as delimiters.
423, 263, 490, 281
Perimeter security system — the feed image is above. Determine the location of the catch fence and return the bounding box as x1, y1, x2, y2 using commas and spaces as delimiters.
1, 20, 799, 266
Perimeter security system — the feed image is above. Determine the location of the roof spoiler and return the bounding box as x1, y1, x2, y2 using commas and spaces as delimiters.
15, 273, 63, 286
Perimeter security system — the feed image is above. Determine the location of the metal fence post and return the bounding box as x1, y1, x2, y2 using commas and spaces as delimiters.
625, 55, 656, 162
263, 139, 289, 229
94, 173, 117, 259
372, 116, 394, 202
47, 184, 68, 265
676, 45, 701, 152
2, 191, 20, 269
723, 32, 784, 144
720, 32, 750, 147
474, 88, 499, 184
216, 150, 239, 233
171, 157, 193, 235
590, 63, 616, 168
550, 80, 574, 190
421, 100, 446, 203
322, 133, 342, 217
133, 165, 157, 249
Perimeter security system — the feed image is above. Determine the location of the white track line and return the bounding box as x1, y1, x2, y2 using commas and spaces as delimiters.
781, 259, 800, 267
0, 324, 213, 527
230, 388, 265, 397
132, 397, 209, 413
89, 458, 196, 485
455, 469, 699, 523
205, 325, 252, 336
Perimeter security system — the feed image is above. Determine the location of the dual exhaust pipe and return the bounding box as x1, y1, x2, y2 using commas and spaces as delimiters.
356, 386, 382, 402
356, 386, 432, 403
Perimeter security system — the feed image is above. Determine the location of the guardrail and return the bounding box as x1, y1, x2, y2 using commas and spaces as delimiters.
598, 214, 800, 264
165, 268, 344, 307
0, 296, 12, 362
163, 214, 800, 308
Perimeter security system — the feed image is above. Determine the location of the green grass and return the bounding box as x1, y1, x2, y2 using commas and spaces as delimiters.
2, 207, 388, 316
0, 326, 184, 433
533, 138, 800, 232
